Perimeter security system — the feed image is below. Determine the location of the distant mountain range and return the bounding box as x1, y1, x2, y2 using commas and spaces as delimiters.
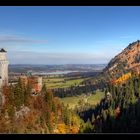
9, 64, 107, 73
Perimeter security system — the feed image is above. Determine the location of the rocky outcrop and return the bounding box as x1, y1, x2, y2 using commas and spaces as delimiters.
15, 105, 30, 120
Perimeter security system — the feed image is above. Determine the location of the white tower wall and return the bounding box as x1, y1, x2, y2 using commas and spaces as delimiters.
0, 50, 9, 87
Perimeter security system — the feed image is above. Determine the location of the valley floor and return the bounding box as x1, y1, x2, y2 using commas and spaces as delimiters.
60, 91, 105, 109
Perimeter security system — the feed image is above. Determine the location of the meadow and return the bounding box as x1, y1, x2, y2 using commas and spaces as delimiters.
60, 91, 105, 109
43, 77, 85, 89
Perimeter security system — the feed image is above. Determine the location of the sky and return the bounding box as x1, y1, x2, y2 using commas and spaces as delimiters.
0, 6, 140, 64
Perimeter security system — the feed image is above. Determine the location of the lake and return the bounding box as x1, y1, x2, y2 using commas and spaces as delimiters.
32, 70, 81, 75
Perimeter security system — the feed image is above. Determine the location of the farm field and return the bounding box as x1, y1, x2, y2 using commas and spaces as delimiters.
43, 77, 86, 89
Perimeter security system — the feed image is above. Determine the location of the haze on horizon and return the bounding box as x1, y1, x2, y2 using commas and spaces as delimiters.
0, 6, 140, 64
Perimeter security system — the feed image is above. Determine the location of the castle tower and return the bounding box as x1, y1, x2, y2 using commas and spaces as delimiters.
0, 48, 9, 87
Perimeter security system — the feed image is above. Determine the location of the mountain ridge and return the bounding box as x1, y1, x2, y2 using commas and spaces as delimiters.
103, 40, 140, 79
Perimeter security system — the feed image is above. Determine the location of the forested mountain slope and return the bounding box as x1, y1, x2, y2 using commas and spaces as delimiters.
104, 40, 140, 79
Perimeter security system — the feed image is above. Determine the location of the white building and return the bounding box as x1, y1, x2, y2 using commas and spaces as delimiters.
0, 48, 9, 88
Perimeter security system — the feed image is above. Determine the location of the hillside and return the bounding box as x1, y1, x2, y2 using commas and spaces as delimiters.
76, 40, 140, 132
104, 40, 140, 79
77, 72, 140, 133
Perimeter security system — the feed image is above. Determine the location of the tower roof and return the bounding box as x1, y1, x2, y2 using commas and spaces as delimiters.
0, 48, 6, 52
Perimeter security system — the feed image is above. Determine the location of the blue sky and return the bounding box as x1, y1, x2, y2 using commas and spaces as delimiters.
0, 6, 140, 64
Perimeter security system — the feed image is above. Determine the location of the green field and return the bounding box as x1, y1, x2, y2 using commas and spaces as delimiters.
60, 91, 105, 109
44, 77, 84, 89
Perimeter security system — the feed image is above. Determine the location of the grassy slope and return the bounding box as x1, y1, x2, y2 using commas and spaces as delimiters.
60, 91, 105, 109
